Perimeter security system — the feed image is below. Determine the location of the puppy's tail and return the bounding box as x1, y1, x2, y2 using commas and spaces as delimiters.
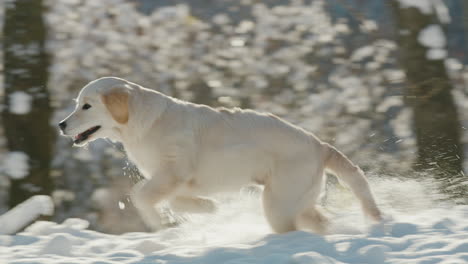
323, 143, 382, 221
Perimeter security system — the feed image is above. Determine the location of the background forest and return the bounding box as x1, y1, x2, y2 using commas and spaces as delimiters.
1, 0, 468, 234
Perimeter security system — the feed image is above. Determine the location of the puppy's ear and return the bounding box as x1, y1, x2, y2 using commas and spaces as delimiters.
101, 89, 129, 124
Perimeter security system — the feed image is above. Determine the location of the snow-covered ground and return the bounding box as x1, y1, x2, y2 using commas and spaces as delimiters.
2, 178, 468, 264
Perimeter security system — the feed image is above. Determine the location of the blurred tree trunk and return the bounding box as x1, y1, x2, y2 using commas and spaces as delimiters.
391, 2, 464, 179
2, 0, 54, 207
463, 1, 468, 63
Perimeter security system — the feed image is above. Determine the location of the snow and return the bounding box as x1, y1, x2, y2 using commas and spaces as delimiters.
417, 24, 447, 60
398, 0, 450, 24
213, 13, 230, 25
360, 20, 378, 33
445, 58, 463, 71
350, 46, 374, 62
8, 91, 33, 114
2, 151, 29, 179
0, 195, 53, 235
230, 38, 246, 47
418, 24, 446, 49
426, 48, 447, 60
432, 0, 451, 24
396, 0, 433, 15
2, 180, 468, 264
376, 96, 403, 113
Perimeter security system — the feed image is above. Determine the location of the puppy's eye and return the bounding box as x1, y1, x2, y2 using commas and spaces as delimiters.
82, 103, 92, 110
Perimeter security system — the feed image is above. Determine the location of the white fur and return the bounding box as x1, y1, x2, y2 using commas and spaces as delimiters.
60, 77, 382, 234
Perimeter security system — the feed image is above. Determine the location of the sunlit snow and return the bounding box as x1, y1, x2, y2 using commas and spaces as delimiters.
418, 24, 446, 49
2, 179, 468, 263
396, 0, 433, 15
426, 48, 447, 60
0, 195, 53, 235
8, 91, 33, 115
3, 151, 29, 179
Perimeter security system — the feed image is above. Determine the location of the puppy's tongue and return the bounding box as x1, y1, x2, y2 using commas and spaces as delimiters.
74, 133, 83, 141
73, 126, 101, 144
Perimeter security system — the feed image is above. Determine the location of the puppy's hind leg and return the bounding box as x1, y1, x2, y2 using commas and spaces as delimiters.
296, 206, 329, 235
295, 171, 330, 235
263, 180, 319, 233
262, 185, 298, 233
262, 161, 326, 233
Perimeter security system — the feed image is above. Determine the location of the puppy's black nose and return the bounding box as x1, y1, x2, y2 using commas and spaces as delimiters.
59, 121, 67, 131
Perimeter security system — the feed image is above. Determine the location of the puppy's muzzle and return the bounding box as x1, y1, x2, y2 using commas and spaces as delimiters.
59, 121, 67, 132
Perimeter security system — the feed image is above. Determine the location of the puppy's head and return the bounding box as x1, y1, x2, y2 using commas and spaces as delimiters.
59, 77, 133, 146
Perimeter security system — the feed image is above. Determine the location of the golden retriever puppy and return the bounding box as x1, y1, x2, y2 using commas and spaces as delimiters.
59, 77, 382, 234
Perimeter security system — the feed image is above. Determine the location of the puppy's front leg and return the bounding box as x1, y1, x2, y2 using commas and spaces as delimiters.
131, 142, 195, 231
170, 196, 217, 214
131, 175, 182, 231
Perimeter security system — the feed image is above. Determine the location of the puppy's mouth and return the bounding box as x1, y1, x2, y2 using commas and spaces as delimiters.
74, 126, 101, 144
